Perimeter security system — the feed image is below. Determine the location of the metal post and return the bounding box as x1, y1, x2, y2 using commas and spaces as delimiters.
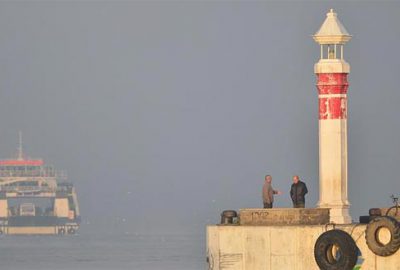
341, 45, 343, 60
321, 45, 323, 59
334, 44, 337, 59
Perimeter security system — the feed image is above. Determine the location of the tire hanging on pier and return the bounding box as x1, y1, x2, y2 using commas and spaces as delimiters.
314, 229, 358, 270
365, 216, 400, 256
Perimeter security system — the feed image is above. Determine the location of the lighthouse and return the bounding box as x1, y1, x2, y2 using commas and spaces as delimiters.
207, 10, 400, 269
313, 9, 352, 224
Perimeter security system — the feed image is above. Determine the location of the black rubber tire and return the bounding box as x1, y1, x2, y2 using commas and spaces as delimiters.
369, 208, 382, 216
68, 228, 76, 235
365, 216, 400, 256
58, 228, 65, 235
314, 229, 358, 270
221, 210, 237, 218
359, 215, 372, 224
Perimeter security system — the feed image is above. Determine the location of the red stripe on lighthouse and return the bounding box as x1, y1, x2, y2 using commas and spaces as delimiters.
317, 73, 349, 120
319, 97, 347, 119
317, 73, 349, 95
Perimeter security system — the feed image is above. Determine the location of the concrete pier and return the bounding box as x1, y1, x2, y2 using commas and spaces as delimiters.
207, 221, 399, 270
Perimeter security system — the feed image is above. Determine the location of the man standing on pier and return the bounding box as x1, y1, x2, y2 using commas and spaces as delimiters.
262, 175, 282, 208
290, 175, 308, 208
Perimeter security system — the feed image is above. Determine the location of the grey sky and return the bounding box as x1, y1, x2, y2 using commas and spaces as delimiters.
0, 1, 399, 234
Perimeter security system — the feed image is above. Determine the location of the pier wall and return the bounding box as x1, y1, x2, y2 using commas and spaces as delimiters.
207, 223, 399, 270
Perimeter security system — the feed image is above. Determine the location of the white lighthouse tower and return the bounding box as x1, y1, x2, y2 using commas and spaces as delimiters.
313, 9, 352, 224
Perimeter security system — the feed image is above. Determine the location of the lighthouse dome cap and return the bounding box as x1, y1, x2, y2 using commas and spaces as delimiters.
313, 9, 352, 45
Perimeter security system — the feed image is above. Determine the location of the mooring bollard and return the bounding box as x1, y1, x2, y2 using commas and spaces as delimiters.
220, 210, 237, 225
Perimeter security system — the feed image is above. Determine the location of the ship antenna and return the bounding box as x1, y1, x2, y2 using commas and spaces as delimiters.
17, 131, 23, 160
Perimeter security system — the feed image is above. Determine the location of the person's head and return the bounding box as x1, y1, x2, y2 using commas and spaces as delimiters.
265, 175, 272, 183
293, 175, 300, 184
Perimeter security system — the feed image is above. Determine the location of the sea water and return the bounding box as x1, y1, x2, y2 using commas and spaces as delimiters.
0, 233, 205, 270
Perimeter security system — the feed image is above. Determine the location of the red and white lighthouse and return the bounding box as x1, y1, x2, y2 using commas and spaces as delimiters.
313, 9, 352, 224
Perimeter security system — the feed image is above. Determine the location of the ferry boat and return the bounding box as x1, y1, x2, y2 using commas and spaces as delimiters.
0, 135, 80, 235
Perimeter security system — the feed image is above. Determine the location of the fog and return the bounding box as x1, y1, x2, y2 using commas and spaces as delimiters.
0, 1, 399, 235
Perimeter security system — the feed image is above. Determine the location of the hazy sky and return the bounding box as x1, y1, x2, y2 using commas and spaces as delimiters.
0, 1, 399, 234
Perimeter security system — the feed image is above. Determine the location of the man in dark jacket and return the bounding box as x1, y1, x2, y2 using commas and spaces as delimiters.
290, 175, 308, 208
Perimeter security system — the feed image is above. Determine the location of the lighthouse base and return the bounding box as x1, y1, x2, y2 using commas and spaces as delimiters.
329, 206, 352, 224
317, 202, 352, 224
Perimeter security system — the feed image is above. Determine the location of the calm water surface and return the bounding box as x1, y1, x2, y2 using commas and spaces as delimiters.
0, 233, 205, 270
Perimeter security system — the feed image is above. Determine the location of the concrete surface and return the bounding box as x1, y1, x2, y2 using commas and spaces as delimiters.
207, 222, 400, 270
239, 208, 330, 226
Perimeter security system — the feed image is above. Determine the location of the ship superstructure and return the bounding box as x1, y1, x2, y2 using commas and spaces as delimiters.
0, 134, 80, 235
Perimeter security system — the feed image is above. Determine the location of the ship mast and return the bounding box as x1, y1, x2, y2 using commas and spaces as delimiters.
17, 131, 23, 160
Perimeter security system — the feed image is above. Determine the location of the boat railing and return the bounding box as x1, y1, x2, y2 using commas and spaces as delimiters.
0, 170, 67, 179
0, 186, 72, 193
0, 186, 54, 193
